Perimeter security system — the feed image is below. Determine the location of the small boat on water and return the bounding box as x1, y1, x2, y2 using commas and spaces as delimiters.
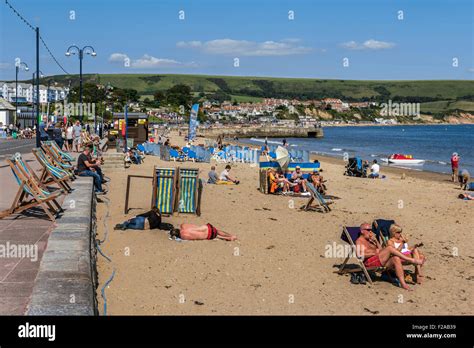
387, 154, 425, 165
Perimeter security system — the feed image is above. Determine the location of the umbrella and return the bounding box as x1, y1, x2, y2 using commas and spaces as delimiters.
275, 146, 290, 170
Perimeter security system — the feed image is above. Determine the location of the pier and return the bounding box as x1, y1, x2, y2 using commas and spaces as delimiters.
198, 125, 324, 139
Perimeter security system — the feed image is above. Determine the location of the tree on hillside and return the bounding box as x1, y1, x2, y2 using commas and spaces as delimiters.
165, 84, 192, 110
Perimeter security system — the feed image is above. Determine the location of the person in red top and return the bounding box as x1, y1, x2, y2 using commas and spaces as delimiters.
451, 152, 460, 182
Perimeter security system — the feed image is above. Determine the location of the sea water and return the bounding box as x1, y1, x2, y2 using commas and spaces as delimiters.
242, 124, 474, 175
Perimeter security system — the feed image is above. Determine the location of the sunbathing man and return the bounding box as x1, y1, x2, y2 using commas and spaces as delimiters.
170, 223, 237, 241
291, 165, 308, 192
355, 223, 424, 291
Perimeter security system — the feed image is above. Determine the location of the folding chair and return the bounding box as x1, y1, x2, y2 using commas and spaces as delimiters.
32, 148, 73, 193
303, 182, 332, 213
177, 168, 201, 215
0, 153, 63, 221
42, 140, 75, 163
151, 167, 177, 215
335, 226, 385, 284
41, 142, 75, 176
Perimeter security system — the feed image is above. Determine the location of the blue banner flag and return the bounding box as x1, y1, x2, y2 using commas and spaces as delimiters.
188, 104, 199, 141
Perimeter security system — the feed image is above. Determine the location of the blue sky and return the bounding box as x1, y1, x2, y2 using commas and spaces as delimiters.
1, 0, 473, 80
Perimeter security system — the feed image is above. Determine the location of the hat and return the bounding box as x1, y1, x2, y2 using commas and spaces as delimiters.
452, 152, 458, 157
296, 165, 301, 169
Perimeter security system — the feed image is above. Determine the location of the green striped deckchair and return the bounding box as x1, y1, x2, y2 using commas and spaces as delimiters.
303, 182, 332, 213
0, 153, 63, 221
32, 148, 72, 193
177, 168, 200, 215
152, 167, 177, 215
41, 143, 75, 175
42, 141, 75, 162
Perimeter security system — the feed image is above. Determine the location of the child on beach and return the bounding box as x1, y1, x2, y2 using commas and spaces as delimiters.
218, 165, 240, 184
387, 224, 425, 284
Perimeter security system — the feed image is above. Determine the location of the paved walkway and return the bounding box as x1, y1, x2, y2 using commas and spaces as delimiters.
0, 153, 57, 314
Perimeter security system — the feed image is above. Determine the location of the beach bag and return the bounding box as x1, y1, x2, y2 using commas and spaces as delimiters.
293, 184, 300, 193
468, 182, 474, 191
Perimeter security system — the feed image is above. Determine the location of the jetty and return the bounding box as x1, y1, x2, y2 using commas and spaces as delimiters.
198, 125, 323, 139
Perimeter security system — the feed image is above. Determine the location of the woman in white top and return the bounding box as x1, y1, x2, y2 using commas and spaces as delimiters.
387, 224, 425, 284
66, 122, 74, 151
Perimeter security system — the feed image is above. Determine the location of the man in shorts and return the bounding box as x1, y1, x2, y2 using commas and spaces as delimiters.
73, 120, 83, 152
170, 223, 237, 241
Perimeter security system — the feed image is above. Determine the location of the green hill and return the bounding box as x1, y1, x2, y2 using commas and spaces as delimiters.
45, 73, 474, 113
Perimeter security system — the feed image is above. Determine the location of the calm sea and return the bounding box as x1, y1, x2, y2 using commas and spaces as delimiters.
241, 124, 474, 175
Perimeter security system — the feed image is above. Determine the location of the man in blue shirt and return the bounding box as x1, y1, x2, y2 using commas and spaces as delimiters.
38, 117, 49, 141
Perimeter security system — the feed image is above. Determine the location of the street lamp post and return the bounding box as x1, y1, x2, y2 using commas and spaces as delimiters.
32, 71, 44, 131
15, 61, 29, 127
65, 45, 97, 123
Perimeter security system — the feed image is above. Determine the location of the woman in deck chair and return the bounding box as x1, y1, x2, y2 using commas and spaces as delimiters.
268, 169, 293, 194
387, 224, 425, 284
355, 223, 425, 291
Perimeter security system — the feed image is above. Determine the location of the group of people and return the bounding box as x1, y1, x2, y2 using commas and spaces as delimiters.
267, 163, 326, 195
355, 222, 425, 291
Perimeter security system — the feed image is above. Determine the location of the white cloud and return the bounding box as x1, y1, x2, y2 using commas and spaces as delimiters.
341, 39, 395, 50
176, 38, 312, 56
108, 53, 196, 68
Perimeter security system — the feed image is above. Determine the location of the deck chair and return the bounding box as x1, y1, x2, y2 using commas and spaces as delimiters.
152, 167, 177, 215
303, 182, 332, 213
177, 168, 201, 215
32, 148, 73, 193
41, 143, 76, 176
335, 226, 386, 284
0, 153, 63, 221
42, 140, 75, 163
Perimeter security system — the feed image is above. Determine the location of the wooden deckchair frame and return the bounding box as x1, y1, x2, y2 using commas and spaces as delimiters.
152, 166, 178, 215
32, 148, 72, 193
303, 182, 332, 213
0, 157, 63, 221
176, 168, 201, 215
335, 226, 387, 285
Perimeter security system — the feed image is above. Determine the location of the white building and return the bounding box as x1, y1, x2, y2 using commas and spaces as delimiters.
0, 98, 16, 126
0, 81, 69, 104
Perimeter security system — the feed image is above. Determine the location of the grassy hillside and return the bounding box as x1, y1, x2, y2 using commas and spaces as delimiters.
47, 73, 474, 112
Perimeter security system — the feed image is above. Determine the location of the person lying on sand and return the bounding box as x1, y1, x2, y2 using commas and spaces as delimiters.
459, 193, 474, 200
355, 223, 424, 291
218, 165, 240, 184
170, 223, 237, 241
387, 224, 425, 284
114, 207, 162, 230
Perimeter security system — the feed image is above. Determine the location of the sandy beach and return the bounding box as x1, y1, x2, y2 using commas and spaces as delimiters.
96, 132, 473, 315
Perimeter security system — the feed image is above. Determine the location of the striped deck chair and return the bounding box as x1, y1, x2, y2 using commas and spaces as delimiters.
41, 143, 75, 177
0, 153, 63, 221
42, 141, 75, 163
32, 148, 73, 193
303, 182, 332, 213
335, 226, 386, 285
177, 168, 201, 215
152, 167, 177, 215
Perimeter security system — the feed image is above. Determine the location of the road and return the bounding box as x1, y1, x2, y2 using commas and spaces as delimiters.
0, 139, 36, 165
